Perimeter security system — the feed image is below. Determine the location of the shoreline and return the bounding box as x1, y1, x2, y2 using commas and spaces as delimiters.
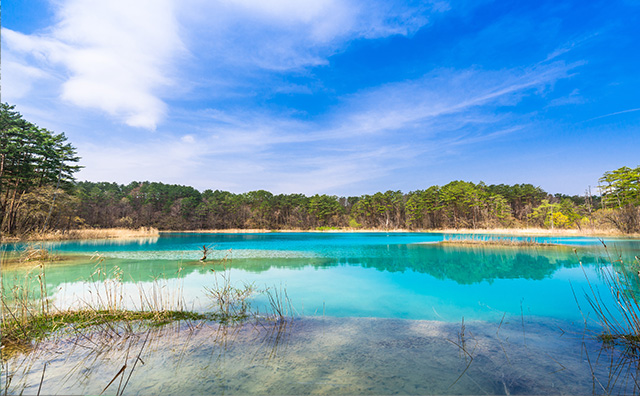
163, 227, 635, 237
0, 227, 160, 243
2, 226, 637, 243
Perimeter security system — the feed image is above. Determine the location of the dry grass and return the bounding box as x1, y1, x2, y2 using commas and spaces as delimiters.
204, 266, 256, 321
172, 229, 276, 234
581, 250, 640, 348
576, 247, 640, 393
0, 251, 194, 355
173, 228, 414, 234
164, 227, 633, 236
19, 245, 60, 263
1, 244, 291, 358
432, 227, 631, 237
439, 235, 558, 247
15, 227, 159, 242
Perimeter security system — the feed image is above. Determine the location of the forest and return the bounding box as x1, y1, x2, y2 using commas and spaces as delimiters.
1, 103, 639, 236
68, 180, 599, 231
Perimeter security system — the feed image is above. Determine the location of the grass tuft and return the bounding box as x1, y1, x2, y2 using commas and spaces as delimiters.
19, 244, 59, 263
1, 243, 294, 360
1, 309, 208, 350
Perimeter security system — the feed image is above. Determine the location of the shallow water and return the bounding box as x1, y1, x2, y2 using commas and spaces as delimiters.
4, 317, 639, 395
2, 232, 640, 394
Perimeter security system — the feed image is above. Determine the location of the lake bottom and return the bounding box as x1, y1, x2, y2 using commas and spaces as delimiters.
4, 316, 637, 395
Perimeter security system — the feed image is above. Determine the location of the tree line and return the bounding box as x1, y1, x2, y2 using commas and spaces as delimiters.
1, 103, 638, 236
69, 180, 609, 231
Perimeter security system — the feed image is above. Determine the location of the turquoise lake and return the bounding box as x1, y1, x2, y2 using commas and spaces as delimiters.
3, 232, 639, 323
3, 232, 640, 394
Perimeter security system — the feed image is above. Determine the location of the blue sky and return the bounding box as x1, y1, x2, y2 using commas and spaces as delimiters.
2, 0, 639, 196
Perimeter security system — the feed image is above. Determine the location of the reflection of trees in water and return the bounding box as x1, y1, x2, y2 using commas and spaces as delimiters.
0, 245, 622, 295
407, 247, 578, 285
212, 245, 609, 285
353, 245, 599, 285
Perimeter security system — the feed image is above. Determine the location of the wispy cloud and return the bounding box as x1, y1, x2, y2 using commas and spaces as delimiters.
547, 88, 585, 107
75, 59, 575, 194
179, 0, 446, 71
2, 0, 185, 129
325, 61, 574, 139
0, 51, 51, 100
3, 0, 446, 129
583, 107, 640, 123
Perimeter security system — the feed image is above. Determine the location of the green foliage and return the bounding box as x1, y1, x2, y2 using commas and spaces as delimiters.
316, 226, 340, 231
487, 193, 514, 225
439, 181, 485, 228
405, 186, 441, 229
596, 166, 640, 233
1, 103, 81, 235
486, 183, 546, 220
599, 166, 640, 208
550, 211, 570, 228
71, 180, 602, 232
528, 198, 586, 229
309, 194, 345, 226
351, 190, 405, 229
529, 200, 557, 227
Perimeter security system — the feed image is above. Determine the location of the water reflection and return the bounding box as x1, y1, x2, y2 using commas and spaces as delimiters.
2, 240, 637, 323
2, 244, 609, 288
359, 244, 590, 284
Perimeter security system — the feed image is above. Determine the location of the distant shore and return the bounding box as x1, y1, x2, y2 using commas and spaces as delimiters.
423, 227, 636, 237
163, 227, 635, 237
2, 226, 637, 243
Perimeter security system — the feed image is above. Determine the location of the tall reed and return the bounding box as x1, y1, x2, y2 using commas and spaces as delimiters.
581, 248, 640, 348
1, 248, 203, 353
203, 250, 256, 321
573, 243, 640, 394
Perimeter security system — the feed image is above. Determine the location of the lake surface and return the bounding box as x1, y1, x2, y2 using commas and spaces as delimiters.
3, 232, 640, 394
3, 232, 639, 322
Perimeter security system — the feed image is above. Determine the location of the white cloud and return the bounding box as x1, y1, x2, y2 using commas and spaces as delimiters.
2, 0, 184, 129
76, 135, 207, 185
3, 0, 445, 128
0, 55, 49, 100
74, 60, 574, 195
181, 134, 196, 144
179, 0, 446, 71
225, 0, 345, 25
319, 61, 573, 141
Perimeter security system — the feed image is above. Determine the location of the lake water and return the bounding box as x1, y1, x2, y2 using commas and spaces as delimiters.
2, 232, 640, 394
